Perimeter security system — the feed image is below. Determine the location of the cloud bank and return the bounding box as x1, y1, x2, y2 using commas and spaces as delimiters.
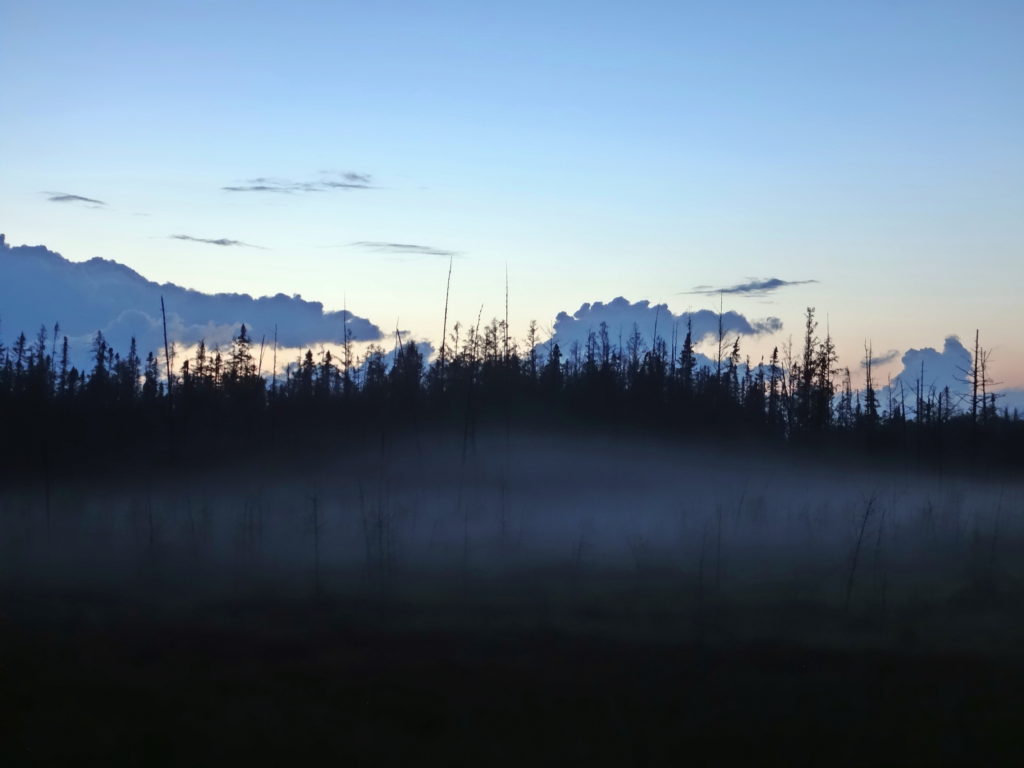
882, 335, 1024, 414
545, 297, 782, 361
889, 336, 971, 402
0, 234, 382, 364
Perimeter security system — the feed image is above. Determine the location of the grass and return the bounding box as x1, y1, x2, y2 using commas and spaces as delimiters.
3, 429, 1024, 764
5, 585, 1024, 766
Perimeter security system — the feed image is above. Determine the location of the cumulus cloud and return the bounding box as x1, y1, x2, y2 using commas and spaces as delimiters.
350, 241, 458, 258
886, 336, 1019, 411
545, 297, 782, 362
683, 278, 817, 297
45, 192, 106, 206
885, 336, 972, 413
222, 171, 373, 193
170, 234, 263, 248
0, 234, 382, 365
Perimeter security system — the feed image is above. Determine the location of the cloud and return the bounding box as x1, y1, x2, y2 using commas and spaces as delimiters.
221, 184, 286, 193
222, 171, 373, 193
884, 336, 972, 413
45, 192, 106, 206
350, 241, 458, 258
0, 233, 382, 366
544, 296, 782, 362
682, 278, 817, 297
320, 182, 374, 190
892, 336, 971, 392
882, 335, 1021, 416
339, 172, 371, 184
996, 389, 1024, 415
861, 348, 900, 368
170, 234, 263, 248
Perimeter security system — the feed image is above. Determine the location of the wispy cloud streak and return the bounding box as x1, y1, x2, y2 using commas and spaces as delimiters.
45, 192, 106, 206
350, 241, 458, 257
171, 234, 264, 248
861, 349, 900, 368
222, 171, 373, 193
682, 278, 817, 297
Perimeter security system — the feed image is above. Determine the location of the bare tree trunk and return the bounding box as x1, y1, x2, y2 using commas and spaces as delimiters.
441, 256, 453, 377
160, 296, 172, 399
972, 329, 980, 425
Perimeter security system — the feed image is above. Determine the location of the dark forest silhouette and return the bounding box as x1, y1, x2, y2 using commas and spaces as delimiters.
0, 302, 1019, 476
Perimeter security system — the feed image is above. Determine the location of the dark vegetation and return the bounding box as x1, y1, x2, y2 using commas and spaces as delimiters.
2, 303, 1024, 765
0, 305, 1019, 481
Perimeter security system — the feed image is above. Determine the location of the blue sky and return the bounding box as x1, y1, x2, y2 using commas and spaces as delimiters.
1, 0, 1022, 385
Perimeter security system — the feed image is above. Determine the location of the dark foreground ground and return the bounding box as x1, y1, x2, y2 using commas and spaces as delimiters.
3, 582, 1024, 767
3, 432, 1024, 765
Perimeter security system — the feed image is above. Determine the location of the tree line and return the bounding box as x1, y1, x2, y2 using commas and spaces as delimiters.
0, 306, 1019, 475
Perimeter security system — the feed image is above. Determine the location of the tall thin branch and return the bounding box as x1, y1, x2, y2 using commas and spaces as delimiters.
441, 256, 453, 375
160, 296, 172, 398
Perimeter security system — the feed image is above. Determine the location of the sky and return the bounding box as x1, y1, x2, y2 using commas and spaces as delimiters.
1, 0, 1022, 389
